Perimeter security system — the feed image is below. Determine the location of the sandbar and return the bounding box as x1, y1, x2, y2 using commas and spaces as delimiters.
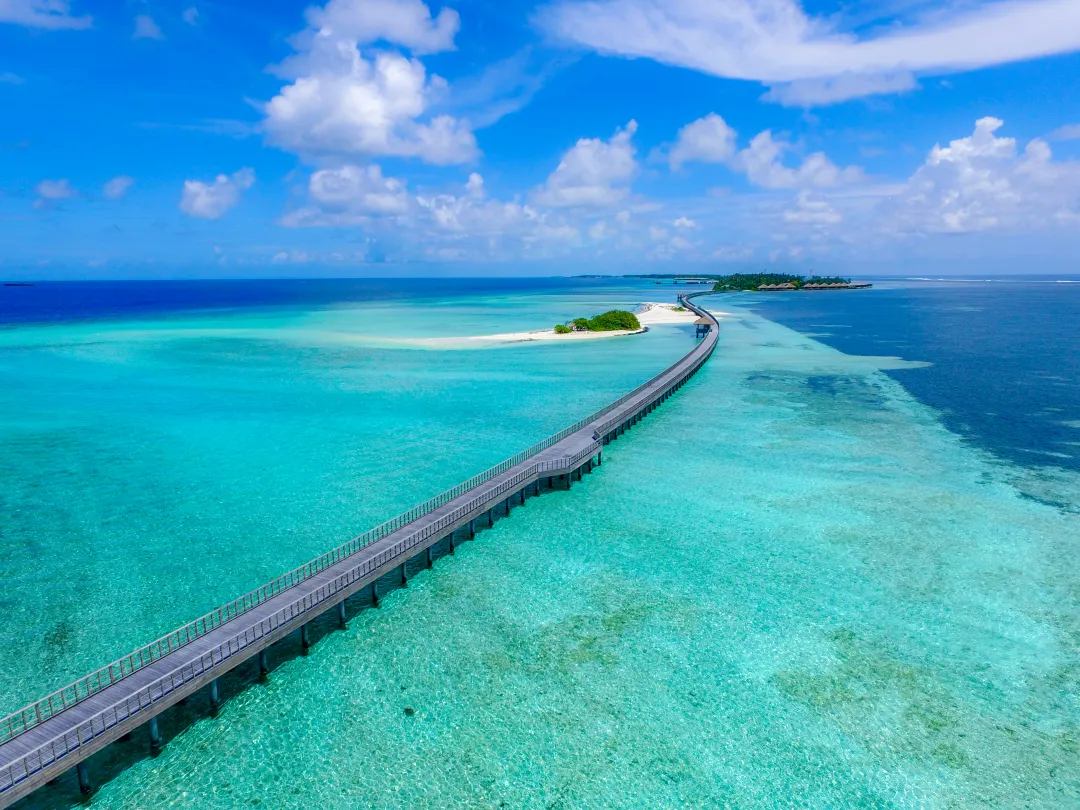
399, 302, 707, 347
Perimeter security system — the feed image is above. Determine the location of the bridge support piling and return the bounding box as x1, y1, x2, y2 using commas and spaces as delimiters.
338, 600, 347, 629
209, 678, 221, 715
259, 649, 269, 679
149, 716, 161, 756
76, 762, 90, 797
400, 562, 408, 587
504, 497, 510, 516
469, 518, 475, 538
427, 546, 433, 568
488, 509, 494, 527
449, 533, 456, 555
301, 623, 311, 652
371, 581, 380, 607
521, 488, 526, 506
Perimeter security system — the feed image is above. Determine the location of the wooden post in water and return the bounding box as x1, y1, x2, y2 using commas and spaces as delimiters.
149, 716, 161, 755
337, 601, 347, 628
449, 533, 456, 554
209, 678, 221, 714
371, 581, 380, 607
76, 762, 90, 796
400, 562, 408, 587
426, 546, 433, 568
301, 623, 311, 651
469, 518, 475, 538
259, 649, 269, 679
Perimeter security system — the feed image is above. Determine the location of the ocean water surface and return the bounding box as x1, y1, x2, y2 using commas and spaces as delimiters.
2, 279, 1077, 808
744, 278, 1080, 477
0, 279, 690, 710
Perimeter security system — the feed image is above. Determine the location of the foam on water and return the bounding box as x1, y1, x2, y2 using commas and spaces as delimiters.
15, 304, 1078, 809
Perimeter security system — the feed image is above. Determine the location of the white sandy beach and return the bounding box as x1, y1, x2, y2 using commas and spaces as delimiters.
398, 302, 706, 347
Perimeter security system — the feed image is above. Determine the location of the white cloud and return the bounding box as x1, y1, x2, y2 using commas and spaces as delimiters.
133, 14, 163, 40
284, 163, 410, 225
588, 220, 614, 240
34, 178, 75, 208
534, 120, 638, 207
182, 7, 199, 25
539, 0, 1080, 105
734, 131, 864, 189
180, 168, 255, 219
713, 245, 754, 261
670, 113, 863, 188
783, 191, 842, 225
272, 250, 313, 264
883, 117, 1080, 234
262, 0, 476, 164
102, 176, 134, 200
673, 216, 697, 229
762, 72, 918, 108
669, 113, 736, 169
1049, 123, 1080, 141
303, 0, 459, 55
0, 0, 91, 29
282, 160, 630, 260
445, 49, 569, 131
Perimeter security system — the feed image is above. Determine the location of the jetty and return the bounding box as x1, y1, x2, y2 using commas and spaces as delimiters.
0, 293, 719, 808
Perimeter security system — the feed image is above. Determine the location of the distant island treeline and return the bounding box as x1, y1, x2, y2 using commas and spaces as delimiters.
712, 273, 871, 291
555, 309, 642, 334
623, 273, 870, 291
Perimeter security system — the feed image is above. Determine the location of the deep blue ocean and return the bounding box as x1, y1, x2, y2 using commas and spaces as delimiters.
744, 277, 1080, 474
0, 277, 616, 325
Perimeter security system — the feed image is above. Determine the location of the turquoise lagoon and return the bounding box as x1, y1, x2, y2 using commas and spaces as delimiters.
2, 284, 1077, 808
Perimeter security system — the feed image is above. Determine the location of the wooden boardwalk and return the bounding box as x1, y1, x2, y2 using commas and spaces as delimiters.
0, 294, 719, 807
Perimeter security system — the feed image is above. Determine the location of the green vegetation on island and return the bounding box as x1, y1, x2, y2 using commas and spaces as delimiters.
556, 310, 642, 333
712, 273, 853, 291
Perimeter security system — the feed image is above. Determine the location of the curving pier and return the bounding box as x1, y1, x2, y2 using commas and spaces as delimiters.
0, 293, 719, 807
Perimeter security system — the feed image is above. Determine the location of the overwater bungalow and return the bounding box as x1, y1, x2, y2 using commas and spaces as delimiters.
802, 281, 874, 290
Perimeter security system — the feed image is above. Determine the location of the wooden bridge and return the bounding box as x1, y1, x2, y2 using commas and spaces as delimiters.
0, 294, 719, 807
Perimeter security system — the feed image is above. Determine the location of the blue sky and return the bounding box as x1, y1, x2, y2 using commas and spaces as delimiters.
3, 0, 1080, 277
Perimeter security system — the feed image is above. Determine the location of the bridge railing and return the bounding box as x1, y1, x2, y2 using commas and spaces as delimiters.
0, 293, 718, 748
2, 445, 616, 792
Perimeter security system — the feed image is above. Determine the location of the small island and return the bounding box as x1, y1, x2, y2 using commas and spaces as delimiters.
712, 273, 872, 291
555, 310, 642, 333
397, 306, 699, 347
